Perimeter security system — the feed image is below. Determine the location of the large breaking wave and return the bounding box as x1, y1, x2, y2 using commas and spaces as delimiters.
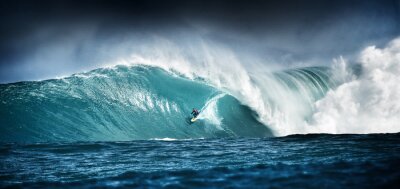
0, 65, 334, 142
1, 38, 399, 142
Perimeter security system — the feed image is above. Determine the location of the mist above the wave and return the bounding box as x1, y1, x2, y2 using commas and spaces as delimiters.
307, 38, 400, 134
1, 0, 398, 83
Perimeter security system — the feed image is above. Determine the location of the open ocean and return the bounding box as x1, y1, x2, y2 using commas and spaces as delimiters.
1, 133, 399, 188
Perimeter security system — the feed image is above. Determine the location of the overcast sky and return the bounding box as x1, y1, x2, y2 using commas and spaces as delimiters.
0, 0, 399, 83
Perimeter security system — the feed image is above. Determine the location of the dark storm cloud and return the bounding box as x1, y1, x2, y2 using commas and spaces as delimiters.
0, 0, 399, 83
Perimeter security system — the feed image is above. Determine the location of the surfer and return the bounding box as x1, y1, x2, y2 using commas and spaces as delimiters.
191, 108, 200, 118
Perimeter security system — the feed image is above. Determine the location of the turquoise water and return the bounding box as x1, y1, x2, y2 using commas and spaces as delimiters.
0, 65, 336, 142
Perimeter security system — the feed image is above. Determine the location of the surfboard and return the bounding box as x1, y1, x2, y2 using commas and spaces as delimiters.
190, 117, 198, 123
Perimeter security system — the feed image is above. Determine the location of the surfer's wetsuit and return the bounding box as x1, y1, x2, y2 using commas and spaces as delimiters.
191, 109, 199, 118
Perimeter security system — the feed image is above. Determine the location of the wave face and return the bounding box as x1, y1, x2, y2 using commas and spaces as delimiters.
1, 66, 280, 142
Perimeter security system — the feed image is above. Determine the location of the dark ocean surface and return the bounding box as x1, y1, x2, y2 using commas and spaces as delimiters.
1, 133, 399, 188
